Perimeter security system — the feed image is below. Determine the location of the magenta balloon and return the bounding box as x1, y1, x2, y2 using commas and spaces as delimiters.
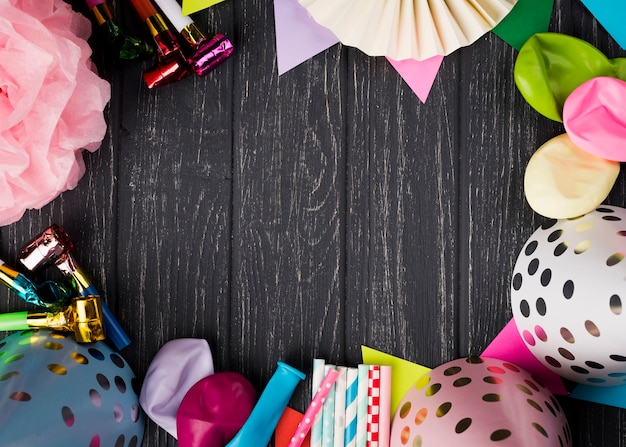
176, 372, 258, 447
564, 76, 626, 162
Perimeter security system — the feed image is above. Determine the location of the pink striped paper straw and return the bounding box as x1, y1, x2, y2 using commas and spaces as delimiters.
378, 366, 392, 447
289, 368, 341, 447
366, 365, 381, 447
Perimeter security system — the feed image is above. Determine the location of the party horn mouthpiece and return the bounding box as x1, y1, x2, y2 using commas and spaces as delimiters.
0, 296, 106, 343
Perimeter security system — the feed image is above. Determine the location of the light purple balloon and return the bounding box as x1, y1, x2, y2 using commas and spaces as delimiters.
139, 338, 215, 438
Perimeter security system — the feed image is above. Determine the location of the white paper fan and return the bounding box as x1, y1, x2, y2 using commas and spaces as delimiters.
297, 0, 518, 61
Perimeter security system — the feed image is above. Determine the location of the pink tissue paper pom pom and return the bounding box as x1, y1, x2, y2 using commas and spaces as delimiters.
0, 0, 111, 226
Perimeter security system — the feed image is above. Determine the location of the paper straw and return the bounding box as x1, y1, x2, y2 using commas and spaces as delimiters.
321, 365, 336, 447
344, 367, 359, 447
311, 359, 326, 447
356, 365, 369, 447
289, 368, 340, 447
378, 366, 392, 447
366, 365, 381, 447
333, 367, 347, 447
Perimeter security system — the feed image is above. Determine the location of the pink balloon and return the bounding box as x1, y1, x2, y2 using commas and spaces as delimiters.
390, 357, 571, 447
176, 372, 258, 447
564, 76, 626, 162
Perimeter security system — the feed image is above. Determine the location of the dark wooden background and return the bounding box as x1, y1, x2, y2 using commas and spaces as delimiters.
1, 0, 625, 445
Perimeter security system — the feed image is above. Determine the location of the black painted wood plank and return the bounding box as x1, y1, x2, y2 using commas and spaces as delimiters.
456, 31, 547, 356
344, 50, 461, 371
230, 0, 347, 412
111, 2, 236, 445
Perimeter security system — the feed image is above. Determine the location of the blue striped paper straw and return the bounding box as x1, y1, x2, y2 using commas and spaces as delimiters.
344, 367, 358, 447
333, 367, 347, 447
356, 365, 369, 447
311, 359, 326, 447
322, 364, 337, 447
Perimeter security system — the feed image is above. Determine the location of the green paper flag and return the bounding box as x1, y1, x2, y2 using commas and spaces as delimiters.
492, 0, 554, 50
182, 0, 226, 16
361, 346, 431, 415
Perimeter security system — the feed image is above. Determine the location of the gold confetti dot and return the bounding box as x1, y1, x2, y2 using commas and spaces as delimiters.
574, 240, 591, 254
71, 352, 89, 365
44, 342, 63, 350
436, 402, 452, 417
48, 364, 67, 375
425, 383, 441, 396
399, 402, 412, 418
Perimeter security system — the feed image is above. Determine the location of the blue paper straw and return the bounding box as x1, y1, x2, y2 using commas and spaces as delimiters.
344, 367, 358, 447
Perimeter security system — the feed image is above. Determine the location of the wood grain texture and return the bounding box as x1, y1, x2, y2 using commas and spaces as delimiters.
1, 0, 625, 446
345, 49, 460, 371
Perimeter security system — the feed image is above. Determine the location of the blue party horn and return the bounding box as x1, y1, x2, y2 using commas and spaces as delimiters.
226, 362, 305, 447
0, 258, 72, 308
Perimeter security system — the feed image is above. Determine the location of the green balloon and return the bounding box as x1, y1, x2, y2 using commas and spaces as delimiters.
514, 32, 626, 122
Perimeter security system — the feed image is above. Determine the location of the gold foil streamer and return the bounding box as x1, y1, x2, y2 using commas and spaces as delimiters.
91, 3, 114, 26
146, 14, 169, 37
26, 296, 105, 343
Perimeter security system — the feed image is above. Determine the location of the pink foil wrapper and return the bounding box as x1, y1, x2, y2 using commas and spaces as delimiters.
0, 0, 111, 226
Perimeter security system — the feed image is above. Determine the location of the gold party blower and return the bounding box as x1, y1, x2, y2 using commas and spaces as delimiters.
0, 296, 106, 343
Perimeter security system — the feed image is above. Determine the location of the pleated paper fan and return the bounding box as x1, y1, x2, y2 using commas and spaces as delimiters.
298, 0, 518, 61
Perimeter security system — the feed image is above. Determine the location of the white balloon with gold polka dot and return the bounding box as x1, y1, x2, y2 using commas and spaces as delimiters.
390, 357, 571, 447
511, 205, 626, 385
0, 329, 144, 446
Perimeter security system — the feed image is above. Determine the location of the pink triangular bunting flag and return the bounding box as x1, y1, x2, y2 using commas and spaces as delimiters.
386, 55, 444, 103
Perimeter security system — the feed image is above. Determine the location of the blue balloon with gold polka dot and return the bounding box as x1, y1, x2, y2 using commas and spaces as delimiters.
0, 329, 144, 446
